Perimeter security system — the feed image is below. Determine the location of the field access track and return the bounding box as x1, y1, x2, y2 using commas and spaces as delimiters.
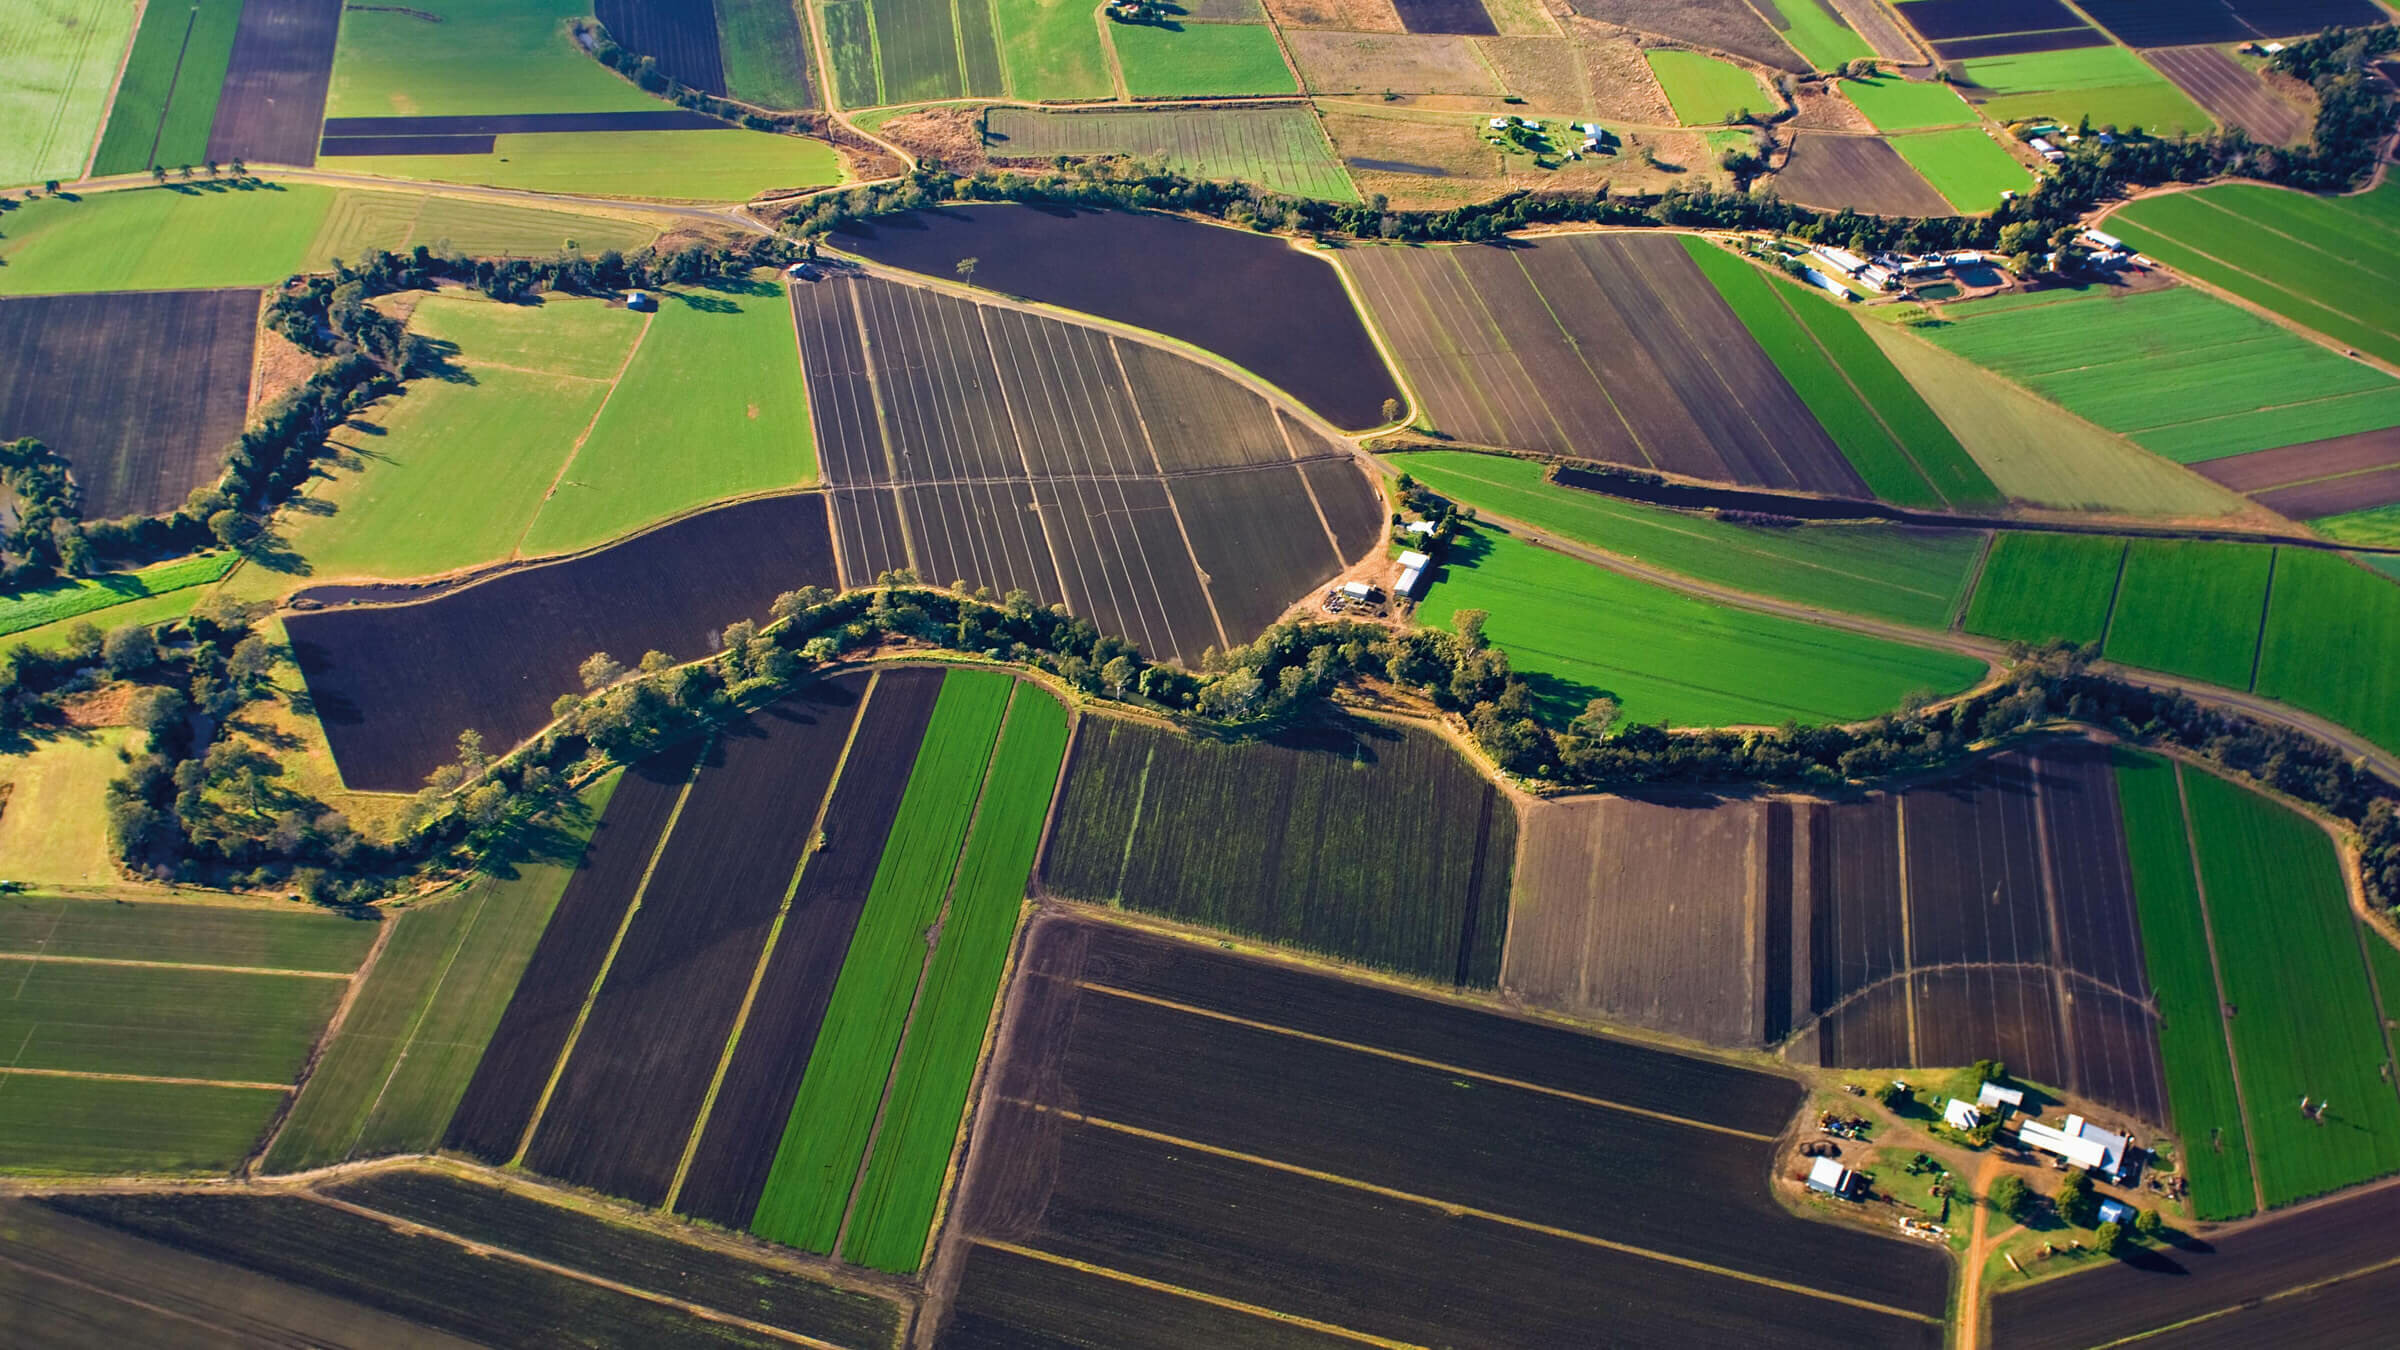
206, 0, 342, 167
0, 289, 258, 520
795, 274, 1374, 666
933, 915, 1949, 1347
1345, 234, 1871, 495
287, 492, 839, 792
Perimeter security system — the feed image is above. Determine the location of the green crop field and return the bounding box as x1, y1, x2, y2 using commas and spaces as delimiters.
2365, 928, 2400, 1044
1687, 240, 1995, 509
0, 183, 336, 295
1386, 451, 1985, 629
2108, 184, 2400, 371
1838, 73, 1973, 131
2255, 549, 2400, 757
330, 129, 844, 203
844, 689, 1068, 1274
819, 0, 878, 107
329, 0, 660, 118
1, 591, 206, 657
0, 896, 378, 971
0, 1076, 283, 1176
1922, 286, 2400, 463
0, 552, 233, 638
0, 961, 345, 1084
984, 105, 1355, 200
751, 671, 1014, 1252
1756, 0, 1867, 71
267, 774, 618, 1171
2315, 503, 2400, 549
1890, 127, 2032, 212
2184, 769, 2400, 1208
1416, 527, 1986, 728
2110, 749, 2255, 1220
0, 0, 137, 186
91, 0, 243, 177
1646, 49, 1773, 125
1961, 532, 2124, 645
822, 0, 1007, 106
304, 190, 660, 269
1113, 22, 1298, 99
1962, 46, 2210, 136
2101, 539, 2271, 690
717, 0, 817, 109
519, 280, 815, 556
992, 0, 1114, 100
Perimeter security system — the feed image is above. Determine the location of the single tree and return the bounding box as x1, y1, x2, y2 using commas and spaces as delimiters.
578, 651, 627, 690
1987, 1174, 2030, 1222
1381, 396, 1404, 423
151, 165, 167, 184
2134, 1208, 2166, 1241
102, 624, 158, 677
1453, 608, 1488, 649
2054, 1169, 2095, 1226
2093, 1220, 2124, 1254
956, 256, 979, 286
43, 179, 59, 196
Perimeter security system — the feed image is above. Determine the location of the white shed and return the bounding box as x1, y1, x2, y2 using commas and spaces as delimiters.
1943, 1098, 1982, 1131
1806, 1156, 1856, 1198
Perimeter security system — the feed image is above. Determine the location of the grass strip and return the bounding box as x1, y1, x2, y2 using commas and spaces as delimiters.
0, 552, 234, 638
843, 688, 1069, 1272
1961, 532, 2125, 646
749, 669, 1014, 1252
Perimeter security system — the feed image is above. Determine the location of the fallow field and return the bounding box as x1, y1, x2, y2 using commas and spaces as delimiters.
205, 0, 344, 168
983, 105, 1356, 201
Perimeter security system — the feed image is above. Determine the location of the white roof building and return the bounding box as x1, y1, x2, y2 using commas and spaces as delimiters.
1395, 566, 1424, 598
2084, 229, 2125, 251
1817, 246, 1869, 274
1397, 550, 1432, 571
1944, 1098, 1982, 1131
1341, 580, 1374, 599
2018, 1114, 2132, 1179
1405, 519, 1437, 536
1977, 1081, 2025, 1111
1489, 117, 1511, 130
2028, 137, 2055, 154
1806, 1156, 1856, 1197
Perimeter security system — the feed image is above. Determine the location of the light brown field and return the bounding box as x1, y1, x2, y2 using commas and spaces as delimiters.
1477, 36, 1582, 102
1789, 80, 1869, 131
1289, 32, 1506, 94
1265, 0, 1407, 31
1564, 22, 1673, 122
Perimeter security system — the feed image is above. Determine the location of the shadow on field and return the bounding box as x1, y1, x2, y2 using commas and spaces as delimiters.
472, 787, 608, 881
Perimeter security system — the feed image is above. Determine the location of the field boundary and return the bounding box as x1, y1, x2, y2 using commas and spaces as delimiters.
972, 1239, 1413, 1347
0, 952, 350, 979
2174, 759, 2270, 1216
0, 1066, 291, 1092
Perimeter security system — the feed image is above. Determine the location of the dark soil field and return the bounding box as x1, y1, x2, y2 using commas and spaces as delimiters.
1040, 714, 1514, 985
2257, 467, 2400, 520
206, 0, 342, 167
792, 274, 1374, 666
677, 668, 942, 1229
1930, 28, 2108, 59
321, 110, 730, 136
929, 914, 1948, 1347
2129, 1261, 2400, 1348
0, 288, 257, 519
1776, 133, 1954, 216
319, 134, 497, 156
1344, 234, 1870, 493
2146, 45, 2308, 144
1991, 1180, 2400, 1348
595, 0, 729, 95
2075, 0, 2383, 46
830, 205, 1400, 429
2194, 426, 2400, 494
524, 685, 868, 1207
941, 1242, 1366, 1350
1895, 0, 2082, 39
1566, 0, 1803, 71
40, 1193, 784, 1349
444, 739, 703, 1163
286, 492, 838, 792
325, 1169, 904, 1347
1390, 0, 1498, 34
1300, 451, 1384, 563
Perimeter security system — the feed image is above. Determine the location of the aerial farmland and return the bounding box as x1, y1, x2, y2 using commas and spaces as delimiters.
6, 0, 2400, 1345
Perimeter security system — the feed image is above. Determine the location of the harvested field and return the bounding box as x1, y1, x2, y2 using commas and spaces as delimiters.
0, 1075, 283, 1176
930, 914, 1947, 1347
0, 0, 137, 186
1774, 132, 1951, 215
2075, 0, 2383, 48
2145, 44, 2307, 144
286, 492, 838, 792
833, 205, 1398, 429
524, 685, 869, 1207
983, 105, 1356, 201
320, 109, 729, 136
2255, 466, 2400, 519
0, 959, 342, 1085
1346, 233, 1868, 492
595, 0, 728, 95
1264, 0, 1404, 29
0, 288, 257, 520
1565, 0, 1802, 71
1290, 31, 1505, 94
0, 895, 375, 970
318, 133, 496, 155
328, 0, 662, 120
1043, 713, 1513, 984
443, 740, 704, 1163
207, 0, 342, 167
1390, 0, 1498, 34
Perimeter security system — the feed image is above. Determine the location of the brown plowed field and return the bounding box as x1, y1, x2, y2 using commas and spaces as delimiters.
1806, 793, 1908, 1015
2079, 0, 2384, 47
1775, 134, 1954, 216
1505, 793, 1768, 1045
1893, 0, 2080, 39
1992, 1179, 2400, 1349
792, 274, 1373, 666
1343, 233, 1870, 493
523, 684, 868, 1207
1910, 965, 2068, 1086
206, 0, 342, 167
930, 913, 1949, 1347
2257, 466, 2400, 520
2148, 45, 2307, 144
1299, 450, 1385, 563
594, 0, 727, 95
1566, 0, 1802, 70
1930, 27, 2107, 59
2194, 425, 2400, 494
0, 289, 258, 519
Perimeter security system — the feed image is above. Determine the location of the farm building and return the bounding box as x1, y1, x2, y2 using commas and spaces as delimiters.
1978, 1081, 2026, 1113
1806, 1156, 1859, 1198
2017, 1114, 2134, 1181
1395, 549, 1431, 599
2097, 1198, 2135, 1227
1943, 1098, 1982, 1131
1405, 519, 1437, 538
626, 290, 656, 311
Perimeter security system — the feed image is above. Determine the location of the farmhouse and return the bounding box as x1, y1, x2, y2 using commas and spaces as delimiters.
626, 290, 656, 312
1806, 1156, 1859, 1198
1943, 1098, 1982, 1131
2016, 1113, 2134, 1181
1977, 1081, 2025, 1113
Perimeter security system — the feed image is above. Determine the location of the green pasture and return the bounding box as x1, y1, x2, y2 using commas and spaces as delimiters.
2185, 769, 2400, 1208
0, 961, 345, 1084
0, 591, 205, 657
2110, 749, 2255, 1220
717, 0, 818, 109
2101, 539, 2271, 690
267, 774, 617, 1172
1890, 127, 2031, 212
92, 0, 243, 176
0, 0, 136, 186
844, 689, 1068, 1273
2107, 184, 2400, 371
1646, 49, 1773, 126
1415, 527, 1986, 728
520, 280, 814, 557
0, 552, 233, 638
984, 105, 1355, 200
0, 1076, 282, 1176
330, 129, 843, 202
752, 671, 1014, 1253
0, 183, 334, 294
0, 896, 377, 972
1961, 532, 2124, 646
993, 0, 1115, 101
1385, 451, 1984, 630
2255, 549, 2400, 758
1838, 73, 1974, 131
819, 0, 878, 107
1960, 47, 2210, 136
2315, 503, 2400, 548
329, 0, 658, 118
1756, 0, 1868, 71
408, 290, 649, 381
305, 189, 660, 267
0, 731, 139, 887
1113, 22, 1298, 98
